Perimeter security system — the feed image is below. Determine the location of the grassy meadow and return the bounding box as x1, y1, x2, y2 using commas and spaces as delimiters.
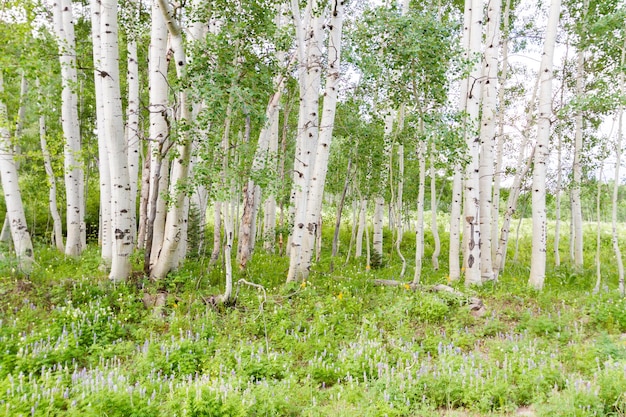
0, 221, 625, 416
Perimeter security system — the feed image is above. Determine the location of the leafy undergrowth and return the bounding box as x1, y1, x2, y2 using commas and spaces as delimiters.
0, 244, 625, 416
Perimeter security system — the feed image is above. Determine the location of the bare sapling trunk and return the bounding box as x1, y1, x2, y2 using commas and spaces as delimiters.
210, 202, 222, 265
126, 16, 141, 243
396, 143, 407, 276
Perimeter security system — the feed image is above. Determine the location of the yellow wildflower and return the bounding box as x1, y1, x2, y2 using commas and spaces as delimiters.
403, 283, 411, 290
300, 281, 307, 288
337, 292, 343, 300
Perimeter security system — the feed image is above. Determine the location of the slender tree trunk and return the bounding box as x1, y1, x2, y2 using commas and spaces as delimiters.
594, 170, 602, 293
449, 171, 463, 281
126, 12, 140, 243
356, 198, 366, 258
91, 0, 112, 264
430, 142, 440, 271
478, 0, 501, 282
492, 0, 510, 264
554, 133, 562, 267
37, 88, 64, 252
529, 0, 561, 290
396, 143, 407, 277
210, 202, 222, 265
571, 0, 589, 268
373, 197, 384, 260
612, 38, 625, 296
413, 141, 426, 285
53, 0, 85, 257
331, 158, 352, 271
494, 145, 534, 277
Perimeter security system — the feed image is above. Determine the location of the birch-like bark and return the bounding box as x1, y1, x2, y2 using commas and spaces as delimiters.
478, 0, 501, 282
449, 0, 473, 282
528, 0, 561, 290
331, 158, 352, 271
430, 142, 440, 271
210, 202, 222, 265
91, 0, 112, 264
612, 38, 625, 296
0, 73, 34, 273
492, 0, 511, 263
571, 0, 589, 268
373, 197, 384, 260
412, 141, 426, 285
151, 0, 194, 280
99, 0, 135, 281
126, 9, 140, 243
38, 95, 64, 252
53, 0, 85, 257
297, 0, 344, 279
356, 198, 366, 258
146, 0, 169, 270
286, 0, 324, 282
593, 170, 602, 293
462, 0, 483, 286
494, 145, 534, 278
554, 133, 562, 267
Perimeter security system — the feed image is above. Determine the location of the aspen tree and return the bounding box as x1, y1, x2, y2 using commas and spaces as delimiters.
52, 0, 85, 257
528, 0, 562, 290
97, 0, 135, 281
0, 72, 34, 273
478, 0, 501, 282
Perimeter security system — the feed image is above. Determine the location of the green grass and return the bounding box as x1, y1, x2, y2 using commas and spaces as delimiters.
0, 227, 625, 416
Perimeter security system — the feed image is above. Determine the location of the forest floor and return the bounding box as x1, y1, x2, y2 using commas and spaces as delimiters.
0, 234, 625, 416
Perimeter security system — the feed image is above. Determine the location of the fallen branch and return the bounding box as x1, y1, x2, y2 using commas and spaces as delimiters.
373, 279, 486, 317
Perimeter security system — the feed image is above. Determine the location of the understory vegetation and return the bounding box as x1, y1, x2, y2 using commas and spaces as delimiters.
1, 226, 625, 416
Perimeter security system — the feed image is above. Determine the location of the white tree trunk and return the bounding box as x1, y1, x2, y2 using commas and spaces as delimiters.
478, 0, 501, 282
612, 39, 625, 296
53, 0, 85, 257
98, 0, 134, 281
356, 198, 366, 258
126, 14, 140, 243
0, 73, 34, 273
430, 142, 440, 271
449, 170, 463, 281
593, 170, 602, 293
373, 197, 384, 260
297, 0, 344, 279
571, 0, 589, 267
286, 0, 324, 282
492, 0, 510, 264
91, 0, 112, 264
413, 141, 426, 285
145, 0, 170, 270
528, 0, 561, 290
151, 0, 193, 280
38, 101, 64, 252
554, 132, 562, 267
462, 0, 483, 286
